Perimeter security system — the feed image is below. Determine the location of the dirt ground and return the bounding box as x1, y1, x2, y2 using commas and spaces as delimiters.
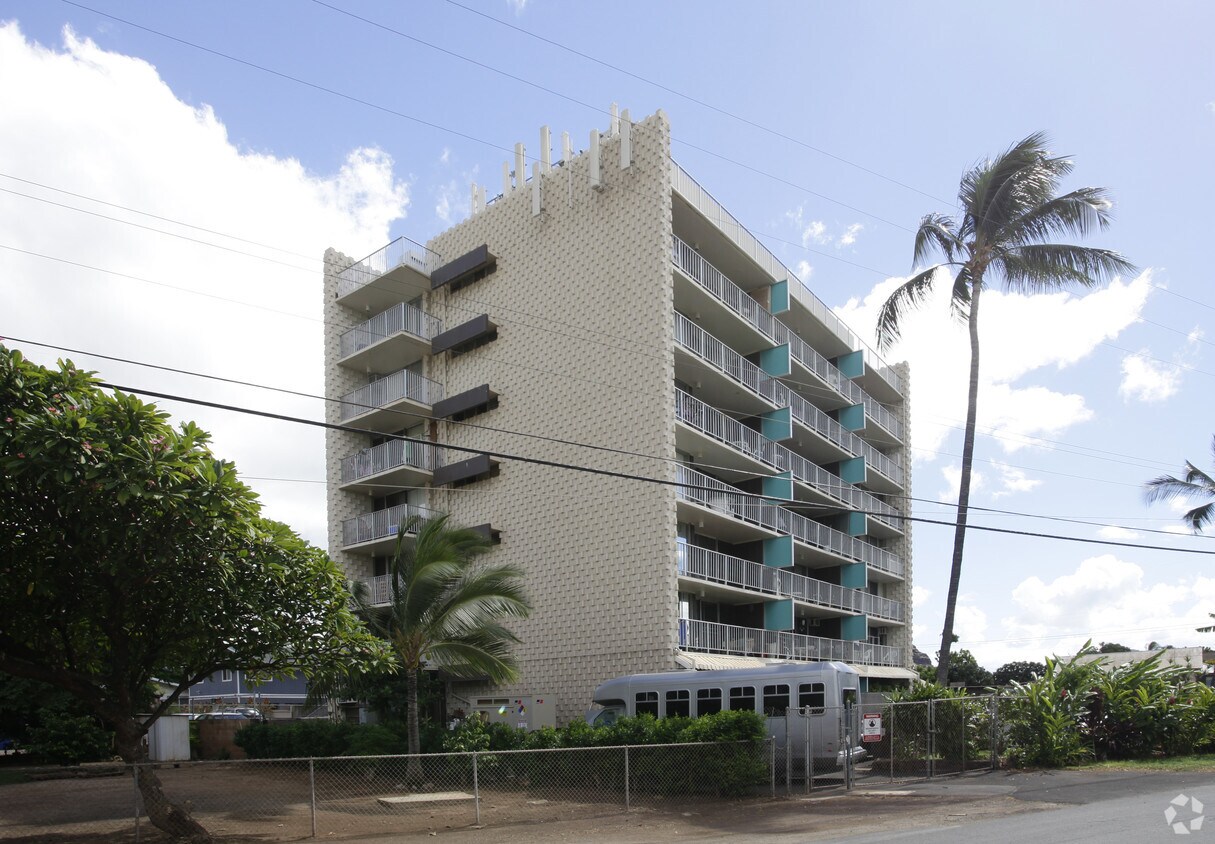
0, 762, 1045, 844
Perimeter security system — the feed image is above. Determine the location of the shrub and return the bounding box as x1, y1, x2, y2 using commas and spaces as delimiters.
27, 713, 113, 765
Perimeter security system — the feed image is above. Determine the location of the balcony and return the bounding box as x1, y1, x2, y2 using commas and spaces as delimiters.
339, 439, 439, 494
340, 368, 444, 432
676, 465, 903, 579
675, 389, 903, 538
674, 313, 904, 491
679, 545, 905, 622
341, 502, 437, 555
680, 618, 903, 667
338, 302, 443, 373
672, 235, 903, 445
336, 236, 442, 313
361, 573, 396, 608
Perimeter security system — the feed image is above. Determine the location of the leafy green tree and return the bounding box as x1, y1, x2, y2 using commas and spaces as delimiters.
1098, 642, 1132, 653
1146, 438, 1215, 532
0, 348, 389, 842
993, 661, 1046, 686
355, 513, 531, 781
876, 134, 1133, 685
944, 649, 993, 687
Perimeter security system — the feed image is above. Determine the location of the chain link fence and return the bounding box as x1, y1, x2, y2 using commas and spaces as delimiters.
0, 740, 773, 841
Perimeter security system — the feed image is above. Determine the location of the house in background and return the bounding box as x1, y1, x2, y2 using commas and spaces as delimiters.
324, 106, 917, 724
186, 671, 309, 714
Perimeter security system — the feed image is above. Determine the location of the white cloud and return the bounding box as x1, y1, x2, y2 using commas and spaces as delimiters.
912, 585, 932, 607
785, 207, 861, 249
939, 463, 983, 502
0, 23, 410, 546
507, 0, 529, 14
991, 462, 1042, 498
1096, 525, 1142, 541
837, 223, 863, 247
434, 179, 463, 224
1119, 351, 1181, 402
835, 270, 1153, 465
802, 220, 828, 246
794, 260, 813, 282
439, 147, 451, 165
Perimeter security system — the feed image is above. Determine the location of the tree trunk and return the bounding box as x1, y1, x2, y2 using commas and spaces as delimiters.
405, 668, 423, 785
936, 279, 984, 686
114, 719, 211, 843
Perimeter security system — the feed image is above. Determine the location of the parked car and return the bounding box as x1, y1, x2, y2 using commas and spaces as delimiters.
196, 708, 266, 721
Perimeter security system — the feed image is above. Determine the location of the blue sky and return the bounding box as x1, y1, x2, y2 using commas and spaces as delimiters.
2, 0, 1213, 670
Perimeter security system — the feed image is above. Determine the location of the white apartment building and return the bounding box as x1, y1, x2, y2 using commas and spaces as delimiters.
323, 108, 916, 724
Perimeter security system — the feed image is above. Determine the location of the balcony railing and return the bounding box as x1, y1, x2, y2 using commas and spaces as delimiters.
670, 160, 904, 399
676, 465, 903, 578
679, 545, 905, 622
680, 618, 903, 667
674, 390, 902, 533
341, 439, 439, 484
341, 502, 436, 548
337, 236, 442, 300
674, 313, 903, 488
672, 236, 903, 443
339, 301, 444, 360
340, 368, 444, 422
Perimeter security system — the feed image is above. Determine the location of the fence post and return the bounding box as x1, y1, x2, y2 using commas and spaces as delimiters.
133, 764, 141, 844
472, 752, 481, 824
804, 708, 811, 795
844, 702, 853, 791
308, 758, 317, 838
927, 699, 935, 779
990, 696, 999, 770
961, 700, 967, 774
769, 737, 776, 799
784, 710, 791, 796
889, 703, 895, 782
623, 746, 630, 811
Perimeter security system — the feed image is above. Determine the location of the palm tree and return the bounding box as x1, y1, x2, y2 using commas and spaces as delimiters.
357, 513, 530, 778
1145, 437, 1215, 533
876, 133, 1133, 685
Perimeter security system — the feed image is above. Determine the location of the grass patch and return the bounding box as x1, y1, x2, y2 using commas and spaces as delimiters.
1080, 755, 1215, 772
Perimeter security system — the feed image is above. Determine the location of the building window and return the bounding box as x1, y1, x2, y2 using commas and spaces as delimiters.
798, 683, 825, 715
763, 684, 790, 716
635, 691, 658, 717
697, 688, 722, 716
222, 670, 233, 683
665, 689, 690, 718
728, 686, 755, 712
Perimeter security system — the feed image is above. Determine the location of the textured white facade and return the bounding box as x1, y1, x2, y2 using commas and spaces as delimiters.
324, 110, 914, 724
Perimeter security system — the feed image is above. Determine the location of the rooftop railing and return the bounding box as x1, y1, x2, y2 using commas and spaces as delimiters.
676, 465, 903, 578
681, 618, 903, 667
339, 368, 445, 422
336, 236, 442, 300
339, 301, 444, 360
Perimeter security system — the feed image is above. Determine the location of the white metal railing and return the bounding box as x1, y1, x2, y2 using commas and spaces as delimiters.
339, 301, 444, 359
676, 465, 903, 578
341, 502, 436, 548
680, 618, 903, 667
679, 545, 904, 622
340, 368, 445, 422
674, 313, 904, 488
674, 390, 902, 533
672, 236, 903, 443
336, 236, 442, 300
340, 439, 439, 484
362, 573, 396, 606
670, 160, 904, 398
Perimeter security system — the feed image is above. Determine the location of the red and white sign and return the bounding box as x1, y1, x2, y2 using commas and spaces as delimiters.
862, 713, 883, 742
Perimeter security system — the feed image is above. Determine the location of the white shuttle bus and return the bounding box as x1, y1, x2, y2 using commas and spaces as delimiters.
587, 662, 863, 768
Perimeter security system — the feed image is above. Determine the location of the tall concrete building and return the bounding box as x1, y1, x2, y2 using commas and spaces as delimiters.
323, 108, 916, 724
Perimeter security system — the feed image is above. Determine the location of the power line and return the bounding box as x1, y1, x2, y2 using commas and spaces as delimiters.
84, 378, 1215, 558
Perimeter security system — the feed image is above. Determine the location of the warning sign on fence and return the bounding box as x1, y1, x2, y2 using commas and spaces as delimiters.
862, 713, 883, 742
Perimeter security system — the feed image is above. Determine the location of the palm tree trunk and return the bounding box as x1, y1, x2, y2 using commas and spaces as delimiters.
405, 668, 423, 785
936, 280, 983, 686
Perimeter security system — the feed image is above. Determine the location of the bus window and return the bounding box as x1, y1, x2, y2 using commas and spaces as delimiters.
729, 686, 755, 712
635, 691, 659, 717
697, 688, 722, 716
593, 706, 623, 727
666, 689, 690, 718
763, 684, 790, 716
842, 687, 858, 708
799, 682, 825, 715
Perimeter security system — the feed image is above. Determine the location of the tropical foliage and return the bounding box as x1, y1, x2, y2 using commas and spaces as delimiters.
1146, 437, 1215, 533
876, 134, 1133, 684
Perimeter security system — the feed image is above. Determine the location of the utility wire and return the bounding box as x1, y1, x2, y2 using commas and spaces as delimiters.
84, 378, 1215, 558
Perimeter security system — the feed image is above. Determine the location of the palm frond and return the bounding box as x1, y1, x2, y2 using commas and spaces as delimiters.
875, 266, 943, 351
1145, 460, 1215, 533
997, 244, 1135, 294
949, 266, 973, 325
960, 132, 1061, 233
1002, 187, 1116, 244
912, 213, 960, 267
